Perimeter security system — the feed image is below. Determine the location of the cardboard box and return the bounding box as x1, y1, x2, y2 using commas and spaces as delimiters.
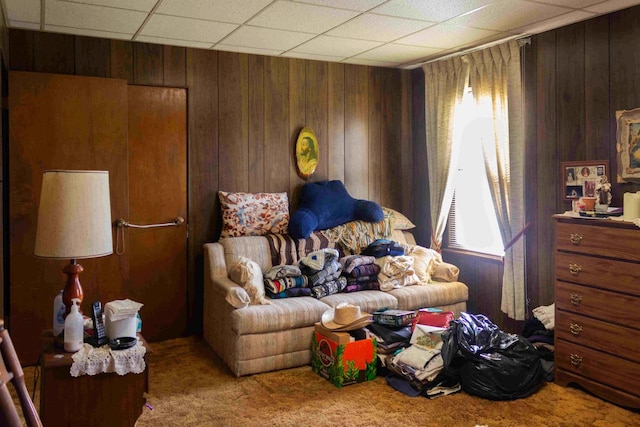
311, 326, 377, 388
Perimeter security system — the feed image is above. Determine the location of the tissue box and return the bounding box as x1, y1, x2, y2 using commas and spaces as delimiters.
105, 314, 137, 340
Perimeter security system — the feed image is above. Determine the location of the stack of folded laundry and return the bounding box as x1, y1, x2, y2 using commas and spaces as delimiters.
299, 249, 347, 298
339, 255, 380, 292
263, 265, 309, 298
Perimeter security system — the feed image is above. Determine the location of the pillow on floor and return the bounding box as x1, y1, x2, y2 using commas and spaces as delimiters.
219, 191, 289, 238
228, 257, 270, 305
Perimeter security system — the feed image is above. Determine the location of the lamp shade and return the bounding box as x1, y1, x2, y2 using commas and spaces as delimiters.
34, 170, 113, 259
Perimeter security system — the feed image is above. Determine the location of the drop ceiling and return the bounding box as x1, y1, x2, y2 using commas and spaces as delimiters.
4, 0, 640, 69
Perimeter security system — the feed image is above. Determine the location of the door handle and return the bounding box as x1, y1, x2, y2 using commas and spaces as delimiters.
115, 217, 185, 229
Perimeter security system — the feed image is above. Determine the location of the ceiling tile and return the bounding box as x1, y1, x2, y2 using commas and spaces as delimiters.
396, 24, 499, 49
220, 26, 316, 51
513, 10, 595, 34
372, 0, 494, 22
354, 43, 442, 63
156, 0, 272, 23
45, 1, 147, 34
57, 0, 157, 12
281, 51, 346, 61
141, 15, 237, 43
135, 35, 214, 49
5, 0, 40, 23
248, 0, 358, 33
44, 24, 132, 40
292, 0, 386, 12
215, 44, 284, 56
447, 0, 572, 32
291, 35, 381, 57
327, 13, 433, 42
585, 0, 640, 13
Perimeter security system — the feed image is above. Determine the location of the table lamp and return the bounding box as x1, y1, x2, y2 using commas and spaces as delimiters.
34, 170, 113, 315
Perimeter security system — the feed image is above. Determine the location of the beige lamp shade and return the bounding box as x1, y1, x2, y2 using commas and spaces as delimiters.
34, 170, 113, 259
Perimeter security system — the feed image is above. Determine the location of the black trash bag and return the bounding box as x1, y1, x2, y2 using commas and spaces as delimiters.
441, 312, 544, 400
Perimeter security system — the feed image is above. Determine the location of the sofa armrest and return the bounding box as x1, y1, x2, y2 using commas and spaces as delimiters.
432, 262, 460, 282
204, 242, 250, 308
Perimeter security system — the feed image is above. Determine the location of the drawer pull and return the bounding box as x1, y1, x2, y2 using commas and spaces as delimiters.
568, 263, 582, 275
569, 233, 583, 245
569, 323, 583, 335
569, 293, 583, 306
570, 353, 583, 367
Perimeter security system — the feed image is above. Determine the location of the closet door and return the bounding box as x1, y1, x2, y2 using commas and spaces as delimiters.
125, 85, 188, 341
9, 71, 128, 364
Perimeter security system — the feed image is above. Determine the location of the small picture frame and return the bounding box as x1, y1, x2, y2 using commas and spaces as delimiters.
561, 160, 609, 201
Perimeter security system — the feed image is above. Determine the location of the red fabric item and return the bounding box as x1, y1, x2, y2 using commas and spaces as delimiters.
411, 310, 454, 331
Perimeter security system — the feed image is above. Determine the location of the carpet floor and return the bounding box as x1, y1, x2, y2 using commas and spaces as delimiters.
19, 336, 640, 426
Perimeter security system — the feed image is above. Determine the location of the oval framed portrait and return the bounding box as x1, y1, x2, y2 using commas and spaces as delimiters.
296, 127, 319, 180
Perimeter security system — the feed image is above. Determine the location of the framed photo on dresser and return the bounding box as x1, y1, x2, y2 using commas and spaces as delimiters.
561, 160, 609, 201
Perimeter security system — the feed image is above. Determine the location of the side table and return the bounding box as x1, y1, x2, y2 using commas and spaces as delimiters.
40, 332, 151, 427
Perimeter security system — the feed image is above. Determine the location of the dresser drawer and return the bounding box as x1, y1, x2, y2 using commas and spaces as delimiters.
555, 222, 640, 262
556, 281, 640, 329
556, 311, 640, 363
555, 252, 640, 296
556, 340, 640, 397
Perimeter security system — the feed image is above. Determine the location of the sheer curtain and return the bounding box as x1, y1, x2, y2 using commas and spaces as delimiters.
467, 40, 526, 320
422, 57, 469, 251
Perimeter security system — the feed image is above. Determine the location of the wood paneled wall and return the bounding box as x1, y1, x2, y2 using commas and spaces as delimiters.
6, 29, 413, 335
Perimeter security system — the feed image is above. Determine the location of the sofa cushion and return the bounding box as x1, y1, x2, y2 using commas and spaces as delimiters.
230, 297, 330, 335
219, 191, 289, 237
320, 290, 399, 314
389, 281, 469, 311
220, 236, 273, 273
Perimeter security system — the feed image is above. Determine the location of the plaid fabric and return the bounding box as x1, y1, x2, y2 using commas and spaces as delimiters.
265, 231, 339, 266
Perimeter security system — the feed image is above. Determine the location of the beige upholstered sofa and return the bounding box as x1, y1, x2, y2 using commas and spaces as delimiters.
203, 229, 468, 377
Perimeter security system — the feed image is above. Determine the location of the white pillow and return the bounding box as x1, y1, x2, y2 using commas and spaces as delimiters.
228, 257, 270, 305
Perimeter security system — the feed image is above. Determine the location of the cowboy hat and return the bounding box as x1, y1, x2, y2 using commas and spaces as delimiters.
321, 303, 372, 331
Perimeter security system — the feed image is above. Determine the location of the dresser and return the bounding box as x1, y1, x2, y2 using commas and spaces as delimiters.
553, 215, 640, 408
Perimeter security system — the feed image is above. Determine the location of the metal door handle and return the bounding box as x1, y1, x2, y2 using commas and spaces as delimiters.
115, 217, 185, 229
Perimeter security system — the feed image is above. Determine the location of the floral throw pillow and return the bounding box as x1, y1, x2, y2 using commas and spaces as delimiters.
219, 191, 289, 238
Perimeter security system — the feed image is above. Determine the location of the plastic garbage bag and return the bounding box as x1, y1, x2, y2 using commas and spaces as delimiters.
441, 312, 544, 400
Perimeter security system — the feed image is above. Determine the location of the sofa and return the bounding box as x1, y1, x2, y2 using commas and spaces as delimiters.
203, 228, 468, 377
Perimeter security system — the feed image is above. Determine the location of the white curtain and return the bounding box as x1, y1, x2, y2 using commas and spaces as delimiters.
422, 57, 469, 251
467, 40, 526, 320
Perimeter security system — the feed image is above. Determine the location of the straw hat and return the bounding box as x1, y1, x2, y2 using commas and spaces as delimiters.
321, 303, 372, 331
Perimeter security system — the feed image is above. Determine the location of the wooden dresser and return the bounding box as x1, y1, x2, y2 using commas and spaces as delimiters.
553, 215, 640, 408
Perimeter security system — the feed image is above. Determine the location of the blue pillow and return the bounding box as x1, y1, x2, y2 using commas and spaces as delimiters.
288, 180, 384, 239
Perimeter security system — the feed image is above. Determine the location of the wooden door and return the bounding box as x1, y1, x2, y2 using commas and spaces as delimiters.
9, 72, 129, 364
125, 85, 188, 341
9, 73, 188, 364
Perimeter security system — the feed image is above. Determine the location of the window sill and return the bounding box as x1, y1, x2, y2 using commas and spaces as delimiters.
443, 247, 504, 264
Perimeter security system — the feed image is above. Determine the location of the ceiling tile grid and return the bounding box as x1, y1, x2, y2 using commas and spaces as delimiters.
2, 0, 640, 68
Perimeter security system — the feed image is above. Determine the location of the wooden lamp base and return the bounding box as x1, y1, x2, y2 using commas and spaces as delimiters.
62, 259, 84, 316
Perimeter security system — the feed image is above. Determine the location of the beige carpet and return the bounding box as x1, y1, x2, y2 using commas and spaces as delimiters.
18, 336, 640, 426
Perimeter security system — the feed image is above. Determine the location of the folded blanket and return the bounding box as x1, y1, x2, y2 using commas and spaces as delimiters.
344, 281, 380, 293
347, 263, 380, 278
346, 275, 378, 284
299, 248, 340, 272
263, 276, 308, 294
267, 287, 312, 299
340, 255, 376, 274
304, 259, 342, 287
310, 276, 347, 299
264, 264, 302, 280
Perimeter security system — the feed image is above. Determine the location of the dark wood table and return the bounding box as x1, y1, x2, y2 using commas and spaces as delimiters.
40, 332, 151, 427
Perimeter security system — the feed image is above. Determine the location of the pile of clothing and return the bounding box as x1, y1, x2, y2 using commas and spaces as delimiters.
263, 264, 310, 299
340, 255, 380, 292
298, 248, 347, 298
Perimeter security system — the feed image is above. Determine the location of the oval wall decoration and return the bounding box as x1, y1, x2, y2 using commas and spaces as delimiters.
296, 127, 319, 180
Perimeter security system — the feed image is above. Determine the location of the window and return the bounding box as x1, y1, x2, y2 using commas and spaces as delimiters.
447, 88, 504, 257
